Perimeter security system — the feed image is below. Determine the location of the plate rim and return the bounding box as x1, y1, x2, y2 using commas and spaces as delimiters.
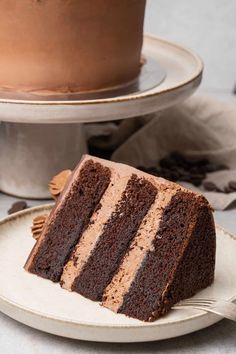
0, 34, 203, 106
0, 204, 235, 330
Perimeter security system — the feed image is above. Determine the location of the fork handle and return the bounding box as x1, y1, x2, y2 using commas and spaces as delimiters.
173, 304, 236, 322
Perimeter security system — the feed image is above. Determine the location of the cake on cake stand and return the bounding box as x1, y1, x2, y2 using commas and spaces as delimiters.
0, 35, 203, 198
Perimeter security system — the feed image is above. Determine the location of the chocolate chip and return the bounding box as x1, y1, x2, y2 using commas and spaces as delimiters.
194, 158, 209, 167
8, 201, 28, 215
186, 158, 209, 169
178, 174, 192, 183
204, 163, 228, 173
138, 166, 180, 182
228, 181, 236, 191
170, 152, 189, 168
144, 167, 159, 176
233, 84, 236, 95
203, 181, 218, 192
159, 157, 177, 170
196, 173, 206, 180
224, 186, 232, 194
191, 178, 202, 187
188, 166, 200, 174
190, 171, 206, 180
159, 168, 179, 181
139, 153, 228, 189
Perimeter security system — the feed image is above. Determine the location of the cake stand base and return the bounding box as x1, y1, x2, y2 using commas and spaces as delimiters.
0, 122, 87, 199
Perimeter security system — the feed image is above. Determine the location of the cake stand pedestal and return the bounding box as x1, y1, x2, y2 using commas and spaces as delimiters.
0, 35, 203, 198
0, 122, 87, 199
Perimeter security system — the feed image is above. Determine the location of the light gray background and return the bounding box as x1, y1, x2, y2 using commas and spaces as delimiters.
1, 0, 236, 353
145, 0, 236, 93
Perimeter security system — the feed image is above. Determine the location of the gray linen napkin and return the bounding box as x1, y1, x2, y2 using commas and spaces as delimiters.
86, 95, 236, 210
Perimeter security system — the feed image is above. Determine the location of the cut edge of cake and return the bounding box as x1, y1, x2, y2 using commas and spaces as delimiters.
24, 154, 216, 322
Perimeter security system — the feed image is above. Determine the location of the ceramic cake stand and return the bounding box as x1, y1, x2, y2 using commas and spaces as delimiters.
0, 35, 203, 198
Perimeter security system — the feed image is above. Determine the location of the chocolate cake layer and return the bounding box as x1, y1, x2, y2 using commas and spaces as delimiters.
102, 186, 177, 312
71, 174, 157, 301
25, 160, 111, 282
116, 192, 215, 321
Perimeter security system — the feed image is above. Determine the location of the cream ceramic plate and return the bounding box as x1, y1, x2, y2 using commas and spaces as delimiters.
1, 205, 235, 343
0, 34, 203, 123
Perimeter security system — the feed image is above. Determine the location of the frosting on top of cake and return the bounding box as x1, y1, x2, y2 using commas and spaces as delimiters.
0, 0, 146, 94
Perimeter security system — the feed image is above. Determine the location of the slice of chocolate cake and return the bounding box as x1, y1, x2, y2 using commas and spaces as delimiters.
25, 155, 216, 322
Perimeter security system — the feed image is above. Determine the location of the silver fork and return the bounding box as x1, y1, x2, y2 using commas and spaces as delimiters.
172, 297, 236, 321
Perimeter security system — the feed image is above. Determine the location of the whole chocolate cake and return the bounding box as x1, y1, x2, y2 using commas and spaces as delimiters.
25, 155, 216, 322
0, 0, 146, 95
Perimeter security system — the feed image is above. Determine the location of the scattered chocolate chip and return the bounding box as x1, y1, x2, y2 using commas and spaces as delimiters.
195, 158, 209, 166
170, 152, 189, 168
167, 170, 180, 181
138, 166, 179, 182
159, 168, 179, 181
195, 165, 209, 174
191, 178, 202, 187
8, 201, 28, 215
191, 173, 206, 180
139, 152, 229, 188
233, 84, 236, 95
224, 186, 232, 194
188, 166, 200, 174
189, 158, 209, 169
204, 163, 228, 173
159, 157, 177, 170
178, 174, 192, 183
228, 181, 236, 191
203, 181, 218, 192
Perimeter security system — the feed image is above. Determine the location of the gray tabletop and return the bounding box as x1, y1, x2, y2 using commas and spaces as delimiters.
0, 194, 236, 354
1, 0, 236, 352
